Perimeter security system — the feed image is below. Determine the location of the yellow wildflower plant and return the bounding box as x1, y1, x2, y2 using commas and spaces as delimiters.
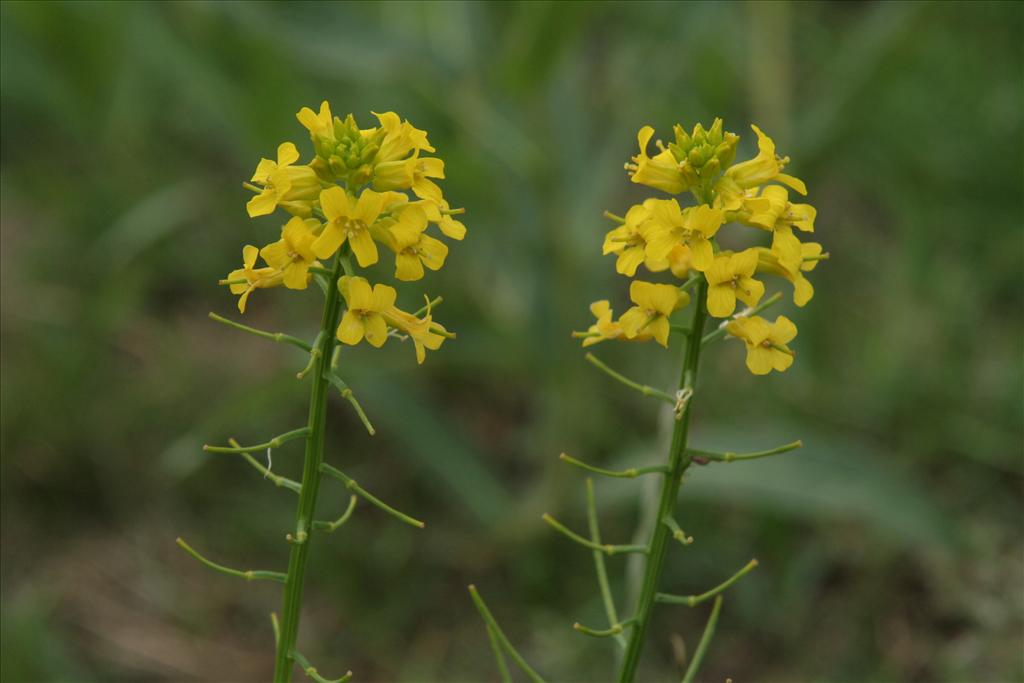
726, 315, 798, 375
196, 102, 464, 682
486, 118, 827, 683
576, 117, 824, 370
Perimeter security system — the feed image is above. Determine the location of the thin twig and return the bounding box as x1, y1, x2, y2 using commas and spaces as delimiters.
656, 559, 759, 607
289, 649, 352, 683
208, 312, 312, 353
687, 440, 802, 463
320, 463, 425, 528
176, 538, 286, 583
312, 495, 358, 532
542, 513, 649, 556
203, 427, 310, 454
586, 478, 627, 649
585, 353, 676, 404
468, 585, 548, 683
681, 596, 723, 683
560, 452, 667, 479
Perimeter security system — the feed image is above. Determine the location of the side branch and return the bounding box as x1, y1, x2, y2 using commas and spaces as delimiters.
586, 478, 627, 649
560, 453, 667, 479
208, 312, 312, 353
542, 513, 648, 556
312, 495, 358, 533
203, 427, 310, 454
688, 440, 802, 464
655, 559, 759, 607
289, 650, 352, 683
222, 438, 302, 494
661, 515, 694, 546
681, 596, 723, 683
176, 538, 286, 583
573, 617, 637, 638
468, 585, 548, 683
319, 463, 424, 529
325, 349, 375, 435
584, 353, 677, 404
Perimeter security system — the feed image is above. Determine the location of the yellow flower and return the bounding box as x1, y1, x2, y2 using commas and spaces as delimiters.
743, 185, 816, 272
726, 315, 797, 375
724, 125, 806, 195
259, 217, 319, 290
223, 245, 282, 313
336, 276, 396, 348
387, 205, 449, 281
297, 101, 335, 142
705, 249, 765, 317
372, 111, 435, 163
643, 200, 724, 271
578, 300, 622, 347
312, 186, 385, 266
246, 142, 320, 218
419, 198, 466, 241
618, 280, 689, 347
754, 243, 823, 307
602, 202, 669, 277
626, 126, 687, 194
386, 302, 447, 364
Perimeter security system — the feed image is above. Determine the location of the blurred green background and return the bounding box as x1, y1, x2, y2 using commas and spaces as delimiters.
2, 1, 1022, 681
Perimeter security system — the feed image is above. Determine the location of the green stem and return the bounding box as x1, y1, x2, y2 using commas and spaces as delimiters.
543, 513, 648, 556
585, 353, 677, 404
573, 617, 637, 638
586, 478, 627, 649
176, 538, 286, 583
618, 278, 709, 682
203, 428, 310, 454
320, 463, 425, 529
468, 585, 548, 683
559, 453, 667, 479
485, 624, 513, 683
273, 250, 346, 683
688, 440, 802, 463
680, 595, 723, 683
208, 312, 313, 353
656, 559, 759, 607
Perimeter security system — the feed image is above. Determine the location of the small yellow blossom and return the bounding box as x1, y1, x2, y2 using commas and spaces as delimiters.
386, 302, 447, 364
725, 125, 806, 195
602, 202, 668, 276
754, 243, 824, 307
247, 142, 319, 218
387, 205, 448, 281
643, 201, 724, 271
223, 245, 282, 313
744, 185, 816, 272
372, 111, 435, 163
259, 217, 320, 290
312, 186, 385, 266
420, 198, 467, 240
626, 126, 687, 194
336, 276, 396, 348
705, 249, 765, 317
619, 280, 689, 347
297, 101, 335, 142
726, 315, 797, 375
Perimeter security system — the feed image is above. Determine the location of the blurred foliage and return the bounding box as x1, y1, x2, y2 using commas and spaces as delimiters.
1, 1, 1022, 682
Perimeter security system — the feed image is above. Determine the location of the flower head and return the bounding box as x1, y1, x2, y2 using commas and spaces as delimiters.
726, 315, 797, 375
223, 245, 282, 313
259, 217, 320, 290
602, 201, 669, 276
725, 125, 806, 195
312, 186, 385, 266
626, 126, 687, 195
246, 142, 319, 218
387, 205, 448, 281
618, 280, 689, 347
705, 249, 765, 317
643, 200, 724, 272
336, 276, 397, 348
386, 300, 448, 364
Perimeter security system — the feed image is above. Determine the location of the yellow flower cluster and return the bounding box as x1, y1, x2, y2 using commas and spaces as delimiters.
222, 102, 463, 363
577, 119, 826, 374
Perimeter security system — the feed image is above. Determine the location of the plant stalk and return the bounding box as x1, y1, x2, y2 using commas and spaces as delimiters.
273, 251, 345, 682
617, 278, 709, 682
